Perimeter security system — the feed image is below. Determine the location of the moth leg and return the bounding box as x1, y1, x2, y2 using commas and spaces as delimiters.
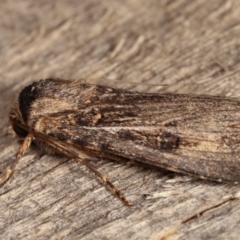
0, 134, 33, 185
28, 131, 132, 206
76, 157, 133, 206
49, 141, 132, 205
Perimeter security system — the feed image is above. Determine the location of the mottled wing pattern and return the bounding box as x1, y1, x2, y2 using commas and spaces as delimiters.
25, 79, 240, 183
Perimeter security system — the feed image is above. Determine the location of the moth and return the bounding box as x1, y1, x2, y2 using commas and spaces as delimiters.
2, 78, 240, 206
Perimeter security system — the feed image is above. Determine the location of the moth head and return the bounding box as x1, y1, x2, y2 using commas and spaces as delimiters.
9, 101, 28, 138
9, 81, 40, 138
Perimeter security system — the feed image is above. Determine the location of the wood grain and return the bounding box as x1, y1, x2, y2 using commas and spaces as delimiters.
1, 0, 240, 239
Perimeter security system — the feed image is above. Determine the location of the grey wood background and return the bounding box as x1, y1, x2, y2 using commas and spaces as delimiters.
1, 0, 240, 239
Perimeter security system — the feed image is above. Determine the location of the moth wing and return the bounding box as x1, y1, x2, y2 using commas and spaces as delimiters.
32, 89, 240, 184
38, 119, 240, 184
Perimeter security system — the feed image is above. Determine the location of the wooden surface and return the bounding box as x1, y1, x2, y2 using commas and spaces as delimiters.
1, 0, 240, 239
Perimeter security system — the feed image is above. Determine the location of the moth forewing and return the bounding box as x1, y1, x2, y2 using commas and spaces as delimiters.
3, 78, 240, 206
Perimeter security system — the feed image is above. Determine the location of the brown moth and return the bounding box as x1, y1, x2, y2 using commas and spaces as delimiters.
2, 78, 240, 205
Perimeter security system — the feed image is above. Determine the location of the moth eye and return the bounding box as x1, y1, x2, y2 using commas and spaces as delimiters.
12, 124, 28, 138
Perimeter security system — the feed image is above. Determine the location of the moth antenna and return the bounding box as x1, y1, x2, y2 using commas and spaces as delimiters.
0, 134, 33, 185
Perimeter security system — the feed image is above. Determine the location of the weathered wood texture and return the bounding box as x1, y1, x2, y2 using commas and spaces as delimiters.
1, 0, 240, 239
